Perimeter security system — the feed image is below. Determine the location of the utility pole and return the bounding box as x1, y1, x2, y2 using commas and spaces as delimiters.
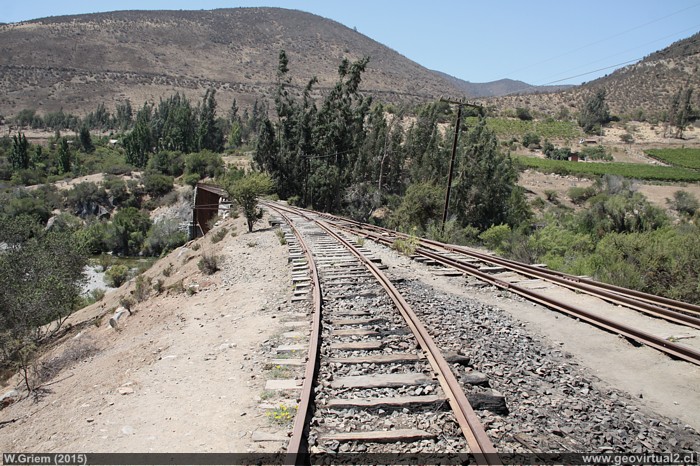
440, 98, 483, 231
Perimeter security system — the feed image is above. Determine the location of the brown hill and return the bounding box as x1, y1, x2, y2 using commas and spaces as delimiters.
487, 32, 700, 119
0, 8, 473, 117
1, 8, 697, 120
433, 72, 573, 98
1, 7, 582, 119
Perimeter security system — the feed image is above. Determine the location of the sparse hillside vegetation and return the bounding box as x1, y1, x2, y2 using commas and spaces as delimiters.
488, 32, 700, 119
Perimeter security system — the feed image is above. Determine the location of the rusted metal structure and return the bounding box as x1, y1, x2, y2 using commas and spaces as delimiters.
191, 183, 229, 239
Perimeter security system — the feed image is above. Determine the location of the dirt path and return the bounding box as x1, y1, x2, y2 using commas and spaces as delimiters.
0, 215, 298, 454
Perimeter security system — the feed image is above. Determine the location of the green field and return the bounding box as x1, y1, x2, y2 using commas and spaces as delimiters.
466, 117, 582, 140
515, 156, 700, 182
644, 148, 700, 169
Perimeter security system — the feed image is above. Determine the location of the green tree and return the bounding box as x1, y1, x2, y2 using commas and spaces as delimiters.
111, 207, 152, 255
79, 126, 95, 153
57, 138, 72, 174
153, 93, 196, 153
590, 226, 700, 303
84, 103, 110, 130
65, 182, 109, 218
226, 172, 274, 232
0, 190, 52, 225
74, 220, 111, 255
451, 117, 526, 229
256, 52, 372, 210
578, 89, 610, 134
114, 100, 133, 130
142, 218, 188, 256
580, 190, 667, 236
9, 132, 30, 170
666, 87, 694, 139
387, 182, 443, 233
515, 107, 533, 121
403, 102, 448, 184
14, 109, 39, 128
522, 132, 540, 149
0, 228, 87, 388
669, 190, 699, 218
123, 103, 154, 168
142, 172, 174, 198
184, 150, 224, 180
197, 88, 224, 152
148, 150, 184, 177
104, 264, 130, 287
228, 121, 242, 148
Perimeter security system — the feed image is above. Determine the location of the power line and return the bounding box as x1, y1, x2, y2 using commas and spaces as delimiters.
502, 2, 700, 79
532, 24, 700, 87
540, 57, 641, 86
496, 25, 699, 96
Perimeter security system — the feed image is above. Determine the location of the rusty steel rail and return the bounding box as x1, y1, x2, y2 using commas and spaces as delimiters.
412, 245, 700, 366
314, 211, 700, 326
275, 206, 700, 366
265, 202, 500, 465
267, 205, 322, 465
423, 238, 700, 321
318, 216, 700, 366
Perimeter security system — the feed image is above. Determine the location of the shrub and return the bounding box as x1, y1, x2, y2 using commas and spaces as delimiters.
148, 150, 185, 176
669, 190, 699, 217
142, 172, 174, 198
184, 150, 224, 179
36, 341, 99, 384
545, 146, 572, 161
531, 197, 546, 210
211, 227, 228, 243
479, 224, 512, 254
387, 182, 443, 233
267, 403, 296, 425
134, 274, 152, 302
163, 262, 174, 277
111, 207, 152, 256
275, 228, 287, 245
90, 288, 106, 303
516, 107, 533, 121
391, 235, 419, 256
168, 279, 185, 294
198, 254, 220, 275
182, 173, 201, 187
153, 279, 165, 294
544, 190, 559, 203
226, 172, 274, 232
119, 296, 135, 313
567, 186, 598, 205
142, 219, 188, 256
105, 264, 130, 287
620, 133, 634, 144
522, 132, 540, 149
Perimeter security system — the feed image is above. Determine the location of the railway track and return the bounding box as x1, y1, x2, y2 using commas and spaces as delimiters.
269, 203, 700, 367
265, 204, 500, 465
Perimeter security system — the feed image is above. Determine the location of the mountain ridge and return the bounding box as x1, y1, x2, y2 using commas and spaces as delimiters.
0, 8, 697, 120
0, 7, 576, 117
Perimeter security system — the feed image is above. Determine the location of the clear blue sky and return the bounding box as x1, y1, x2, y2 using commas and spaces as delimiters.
2, 1, 699, 85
